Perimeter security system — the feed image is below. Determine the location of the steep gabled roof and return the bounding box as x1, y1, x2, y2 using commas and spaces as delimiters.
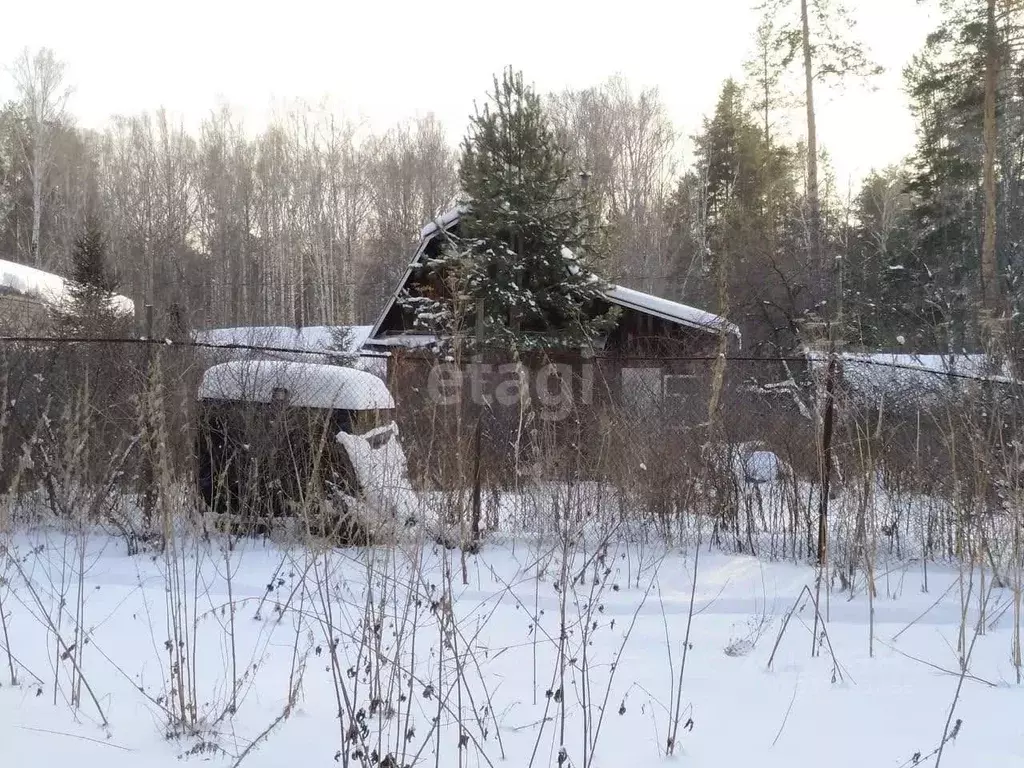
419, 206, 468, 240
366, 210, 463, 346
365, 207, 740, 348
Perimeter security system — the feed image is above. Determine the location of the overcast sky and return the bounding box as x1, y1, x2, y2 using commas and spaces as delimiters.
1, 0, 935, 189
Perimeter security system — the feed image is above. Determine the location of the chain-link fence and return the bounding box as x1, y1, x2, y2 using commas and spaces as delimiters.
0, 330, 1021, 568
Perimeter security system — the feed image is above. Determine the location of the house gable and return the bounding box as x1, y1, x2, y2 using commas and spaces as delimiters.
364, 208, 740, 354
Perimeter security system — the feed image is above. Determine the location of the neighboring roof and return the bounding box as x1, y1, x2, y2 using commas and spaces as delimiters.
0, 258, 135, 317
193, 325, 374, 359
367, 206, 740, 348
804, 350, 1014, 405
193, 324, 387, 380
198, 360, 395, 411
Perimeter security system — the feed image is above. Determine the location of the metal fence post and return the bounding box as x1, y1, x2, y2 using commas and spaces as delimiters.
817, 350, 839, 565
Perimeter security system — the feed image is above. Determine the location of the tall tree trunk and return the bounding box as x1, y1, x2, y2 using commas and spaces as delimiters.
762, 41, 774, 237
982, 0, 1000, 322
800, 0, 823, 309
31, 159, 43, 265
12, 49, 71, 268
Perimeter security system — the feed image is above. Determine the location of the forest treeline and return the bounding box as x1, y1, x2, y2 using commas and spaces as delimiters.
1, 0, 1020, 355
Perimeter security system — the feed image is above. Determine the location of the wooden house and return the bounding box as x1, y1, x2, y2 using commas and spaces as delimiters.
362, 207, 739, 405
360, 208, 741, 483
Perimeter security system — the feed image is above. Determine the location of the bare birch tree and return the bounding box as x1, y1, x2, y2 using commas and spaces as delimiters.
8, 47, 73, 266
550, 77, 677, 291
359, 117, 457, 320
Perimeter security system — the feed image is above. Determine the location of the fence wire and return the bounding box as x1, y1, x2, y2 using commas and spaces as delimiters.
0, 331, 1021, 568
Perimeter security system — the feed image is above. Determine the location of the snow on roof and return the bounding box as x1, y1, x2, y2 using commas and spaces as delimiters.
603, 284, 741, 338
193, 325, 373, 358
805, 351, 1014, 404
419, 206, 467, 239
364, 333, 439, 350
193, 325, 388, 379
198, 360, 395, 410
0, 258, 135, 316
369, 206, 740, 347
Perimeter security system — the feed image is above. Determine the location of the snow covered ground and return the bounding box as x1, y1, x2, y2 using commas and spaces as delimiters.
0, 527, 1020, 767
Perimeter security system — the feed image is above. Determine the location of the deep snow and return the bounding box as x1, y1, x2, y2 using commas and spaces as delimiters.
0, 528, 1021, 767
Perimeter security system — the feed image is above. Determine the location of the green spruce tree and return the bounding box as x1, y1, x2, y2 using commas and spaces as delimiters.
406, 68, 618, 355
58, 218, 124, 336
326, 325, 359, 366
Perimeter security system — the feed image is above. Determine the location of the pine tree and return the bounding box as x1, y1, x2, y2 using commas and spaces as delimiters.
58, 218, 123, 336
901, 0, 1024, 349
845, 167, 914, 346
696, 80, 767, 229
759, 0, 882, 329
680, 79, 807, 354
405, 68, 618, 355
903, 6, 999, 349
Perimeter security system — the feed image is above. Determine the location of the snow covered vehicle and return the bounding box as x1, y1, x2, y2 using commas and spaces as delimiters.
195, 360, 417, 543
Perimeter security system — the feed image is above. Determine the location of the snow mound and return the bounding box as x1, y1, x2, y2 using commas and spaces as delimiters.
336, 422, 420, 529
714, 441, 791, 487
739, 449, 786, 484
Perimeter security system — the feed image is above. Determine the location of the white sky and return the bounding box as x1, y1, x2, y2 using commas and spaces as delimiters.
1, 0, 936, 189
